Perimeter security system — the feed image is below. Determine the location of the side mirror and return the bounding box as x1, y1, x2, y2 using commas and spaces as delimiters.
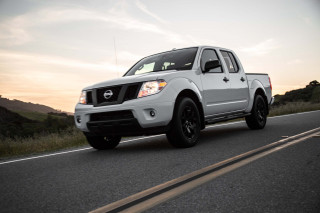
204, 60, 221, 72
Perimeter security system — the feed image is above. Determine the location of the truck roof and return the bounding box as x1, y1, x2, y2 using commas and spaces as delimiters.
149, 46, 233, 59
169, 45, 233, 52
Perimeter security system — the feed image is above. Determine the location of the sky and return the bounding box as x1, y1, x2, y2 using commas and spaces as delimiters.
0, 0, 319, 112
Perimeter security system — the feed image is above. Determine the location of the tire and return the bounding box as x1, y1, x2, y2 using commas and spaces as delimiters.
86, 135, 121, 150
166, 97, 201, 148
246, 94, 267, 130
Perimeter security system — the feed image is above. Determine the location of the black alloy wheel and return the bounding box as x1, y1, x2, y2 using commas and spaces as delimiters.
181, 105, 197, 140
166, 97, 201, 148
245, 94, 267, 130
256, 98, 267, 125
85, 135, 121, 150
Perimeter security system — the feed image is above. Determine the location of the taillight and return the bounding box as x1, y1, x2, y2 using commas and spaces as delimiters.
269, 77, 272, 90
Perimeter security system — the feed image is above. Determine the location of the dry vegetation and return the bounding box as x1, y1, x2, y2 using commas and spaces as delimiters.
0, 127, 87, 159
269, 102, 320, 117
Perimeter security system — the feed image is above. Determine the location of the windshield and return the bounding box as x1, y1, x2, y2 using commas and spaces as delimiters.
124, 47, 198, 76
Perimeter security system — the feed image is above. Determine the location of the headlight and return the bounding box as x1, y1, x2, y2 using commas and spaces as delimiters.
138, 80, 167, 98
79, 91, 87, 104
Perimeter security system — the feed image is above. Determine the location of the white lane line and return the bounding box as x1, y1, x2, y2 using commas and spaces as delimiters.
0, 135, 165, 166
0, 147, 92, 165
1, 110, 319, 165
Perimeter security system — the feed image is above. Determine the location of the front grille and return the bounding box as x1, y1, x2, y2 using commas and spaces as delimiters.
91, 83, 142, 107
86, 91, 93, 104
90, 110, 134, 122
124, 84, 141, 101
96, 86, 121, 104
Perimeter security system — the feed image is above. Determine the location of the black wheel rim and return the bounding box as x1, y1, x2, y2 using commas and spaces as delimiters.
256, 99, 266, 124
103, 136, 116, 143
181, 105, 197, 139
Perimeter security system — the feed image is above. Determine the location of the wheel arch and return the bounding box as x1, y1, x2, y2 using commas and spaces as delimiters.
254, 88, 269, 114
174, 89, 205, 130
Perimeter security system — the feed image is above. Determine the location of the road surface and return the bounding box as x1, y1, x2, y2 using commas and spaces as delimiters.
0, 110, 319, 212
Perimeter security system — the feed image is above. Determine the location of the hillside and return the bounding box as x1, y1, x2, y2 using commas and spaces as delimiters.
0, 106, 33, 124
274, 80, 320, 104
0, 105, 74, 138
0, 106, 37, 138
0, 96, 68, 114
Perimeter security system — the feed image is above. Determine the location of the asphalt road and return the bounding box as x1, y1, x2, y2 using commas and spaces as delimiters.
0, 111, 320, 213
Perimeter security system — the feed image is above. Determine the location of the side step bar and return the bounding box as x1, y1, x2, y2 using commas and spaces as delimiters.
205, 113, 251, 125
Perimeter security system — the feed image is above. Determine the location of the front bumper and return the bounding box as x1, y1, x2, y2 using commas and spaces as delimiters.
74, 93, 175, 133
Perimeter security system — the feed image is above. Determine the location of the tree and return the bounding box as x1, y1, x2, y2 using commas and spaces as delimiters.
308, 80, 320, 87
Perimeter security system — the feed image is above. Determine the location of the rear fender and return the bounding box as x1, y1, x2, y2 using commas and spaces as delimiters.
246, 79, 267, 113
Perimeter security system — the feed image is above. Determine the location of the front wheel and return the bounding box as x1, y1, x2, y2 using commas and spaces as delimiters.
85, 135, 121, 150
166, 97, 201, 148
245, 94, 267, 130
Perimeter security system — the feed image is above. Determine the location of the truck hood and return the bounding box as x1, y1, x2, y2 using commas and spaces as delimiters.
83, 70, 178, 90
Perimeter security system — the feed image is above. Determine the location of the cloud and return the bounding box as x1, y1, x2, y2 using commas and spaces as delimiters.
240, 39, 280, 55
0, 5, 194, 46
118, 51, 143, 62
135, 0, 167, 24
287, 59, 303, 65
0, 15, 33, 45
0, 50, 128, 73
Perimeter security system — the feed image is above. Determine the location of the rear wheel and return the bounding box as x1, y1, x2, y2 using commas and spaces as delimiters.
85, 135, 121, 150
166, 97, 201, 148
246, 94, 267, 129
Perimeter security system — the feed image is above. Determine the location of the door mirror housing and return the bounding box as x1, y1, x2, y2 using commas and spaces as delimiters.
204, 60, 221, 72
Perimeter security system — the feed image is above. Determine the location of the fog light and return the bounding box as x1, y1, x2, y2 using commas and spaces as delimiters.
150, 110, 156, 117
76, 116, 81, 123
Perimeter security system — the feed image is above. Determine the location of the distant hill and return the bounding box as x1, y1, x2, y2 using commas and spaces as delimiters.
0, 106, 33, 124
274, 80, 320, 105
0, 105, 74, 138
0, 96, 68, 114
0, 106, 37, 138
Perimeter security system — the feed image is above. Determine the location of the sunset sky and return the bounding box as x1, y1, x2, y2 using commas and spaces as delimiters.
0, 0, 319, 112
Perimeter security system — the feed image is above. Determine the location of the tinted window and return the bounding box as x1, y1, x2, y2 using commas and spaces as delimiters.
200, 49, 222, 73
220, 51, 239, 73
124, 48, 198, 76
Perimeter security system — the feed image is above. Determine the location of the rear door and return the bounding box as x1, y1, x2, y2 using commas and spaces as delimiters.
199, 48, 231, 116
220, 50, 249, 111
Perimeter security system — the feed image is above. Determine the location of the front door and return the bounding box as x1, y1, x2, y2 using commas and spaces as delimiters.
199, 49, 231, 116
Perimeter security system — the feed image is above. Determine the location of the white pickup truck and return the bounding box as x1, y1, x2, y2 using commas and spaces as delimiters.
75, 46, 274, 149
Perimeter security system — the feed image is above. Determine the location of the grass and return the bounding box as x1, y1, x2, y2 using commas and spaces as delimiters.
14, 110, 64, 121
0, 127, 87, 159
1, 102, 320, 160
269, 102, 320, 117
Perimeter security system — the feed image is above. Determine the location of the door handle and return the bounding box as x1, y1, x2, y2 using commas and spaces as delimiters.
223, 77, 229, 82
240, 77, 245, 82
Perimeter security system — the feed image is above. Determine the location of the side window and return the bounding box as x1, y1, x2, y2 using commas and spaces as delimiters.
200, 49, 222, 73
220, 51, 239, 73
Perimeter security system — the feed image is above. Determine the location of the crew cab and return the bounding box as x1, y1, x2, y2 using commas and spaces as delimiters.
75, 46, 274, 149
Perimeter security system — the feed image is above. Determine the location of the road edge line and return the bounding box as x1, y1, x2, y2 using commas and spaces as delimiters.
1, 110, 319, 165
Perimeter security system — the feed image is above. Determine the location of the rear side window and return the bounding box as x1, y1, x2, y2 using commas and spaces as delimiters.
200, 49, 223, 73
220, 51, 239, 73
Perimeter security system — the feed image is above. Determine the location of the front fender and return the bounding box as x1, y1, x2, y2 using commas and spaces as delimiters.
170, 78, 203, 103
